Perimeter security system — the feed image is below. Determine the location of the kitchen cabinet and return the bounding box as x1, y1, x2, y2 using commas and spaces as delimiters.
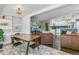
61, 34, 79, 50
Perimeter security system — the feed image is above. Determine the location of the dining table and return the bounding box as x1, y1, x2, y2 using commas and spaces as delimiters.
11, 34, 40, 55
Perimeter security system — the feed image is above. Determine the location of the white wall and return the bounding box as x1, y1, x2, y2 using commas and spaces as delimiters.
22, 15, 31, 34
2, 15, 31, 44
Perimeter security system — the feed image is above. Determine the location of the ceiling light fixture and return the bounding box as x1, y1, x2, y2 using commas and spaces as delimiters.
16, 5, 24, 15
16, 7, 22, 15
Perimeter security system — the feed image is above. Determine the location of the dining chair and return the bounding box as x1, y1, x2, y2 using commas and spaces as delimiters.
11, 33, 24, 54
29, 33, 41, 53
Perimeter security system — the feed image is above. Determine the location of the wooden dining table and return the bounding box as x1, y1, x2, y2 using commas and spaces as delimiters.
11, 34, 40, 55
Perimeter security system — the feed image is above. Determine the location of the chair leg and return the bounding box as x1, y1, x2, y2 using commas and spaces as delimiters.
38, 46, 39, 50
23, 41, 25, 52
11, 44, 15, 55
26, 41, 30, 55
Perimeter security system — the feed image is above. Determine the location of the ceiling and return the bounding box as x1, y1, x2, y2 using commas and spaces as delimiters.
34, 4, 79, 21
0, 4, 53, 16
0, 5, 6, 14
0, 4, 79, 20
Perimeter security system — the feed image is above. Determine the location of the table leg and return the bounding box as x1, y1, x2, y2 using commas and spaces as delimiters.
26, 41, 30, 55
11, 37, 15, 54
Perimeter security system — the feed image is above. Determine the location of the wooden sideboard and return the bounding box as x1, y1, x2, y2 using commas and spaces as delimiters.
61, 34, 79, 50
40, 33, 54, 47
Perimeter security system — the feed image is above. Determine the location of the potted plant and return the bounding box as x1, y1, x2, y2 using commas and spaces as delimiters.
0, 40, 3, 49
0, 29, 4, 49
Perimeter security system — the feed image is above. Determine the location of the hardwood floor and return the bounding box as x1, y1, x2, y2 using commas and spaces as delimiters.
61, 47, 79, 55
44, 45, 78, 55
43, 44, 79, 55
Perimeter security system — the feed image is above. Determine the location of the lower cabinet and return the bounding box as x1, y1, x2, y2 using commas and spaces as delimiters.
61, 34, 79, 50
40, 33, 54, 47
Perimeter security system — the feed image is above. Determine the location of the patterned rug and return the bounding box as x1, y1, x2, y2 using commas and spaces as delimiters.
0, 44, 70, 55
